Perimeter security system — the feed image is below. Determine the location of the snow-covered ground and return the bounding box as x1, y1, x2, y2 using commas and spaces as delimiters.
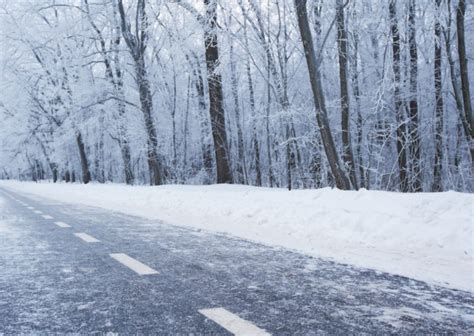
0, 197, 10, 233
1, 181, 472, 292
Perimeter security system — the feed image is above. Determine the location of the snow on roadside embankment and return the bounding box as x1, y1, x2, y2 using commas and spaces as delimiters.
0, 194, 9, 233
1, 180, 472, 291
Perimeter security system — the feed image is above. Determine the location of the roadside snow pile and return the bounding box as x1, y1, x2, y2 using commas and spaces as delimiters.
1, 181, 472, 291
0, 197, 5, 231
0, 194, 12, 233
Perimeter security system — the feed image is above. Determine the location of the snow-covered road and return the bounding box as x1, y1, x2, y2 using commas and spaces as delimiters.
0, 188, 473, 334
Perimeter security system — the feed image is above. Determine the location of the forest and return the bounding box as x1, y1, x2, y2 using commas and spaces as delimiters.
0, 0, 472, 192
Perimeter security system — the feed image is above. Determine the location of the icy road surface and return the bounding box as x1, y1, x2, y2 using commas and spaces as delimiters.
0, 188, 473, 334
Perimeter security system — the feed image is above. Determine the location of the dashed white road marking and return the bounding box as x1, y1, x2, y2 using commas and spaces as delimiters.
33, 210, 43, 214
54, 221, 71, 228
42, 215, 54, 219
74, 233, 100, 243
109, 253, 158, 275
198, 308, 270, 336
27, 207, 34, 210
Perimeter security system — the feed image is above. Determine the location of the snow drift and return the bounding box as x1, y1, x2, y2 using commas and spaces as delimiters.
1, 181, 472, 292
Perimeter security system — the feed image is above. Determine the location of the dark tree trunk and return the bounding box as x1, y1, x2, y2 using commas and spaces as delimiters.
36, 136, 58, 183
64, 169, 71, 183
408, 0, 422, 192
350, 29, 366, 189
266, 56, 275, 187
432, 0, 444, 192
245, 49, 262, 186
76, 131, 91, 184
183, 75, 191, 175
171, 65, 178, 171
120, 141, 134, 185
286, 123, 293, 190
136, 59, 163, 186
193, 55, 214, 180
444, 0, 472, 166
389, 0, 409, 192
117, 108, 134, 185
336, 0, 358, 190
94, 112, 106, 183
203, 0, 233, 184
230, 42, 247, 184
185, 52, 214, 182
51, 163, 58, 183
182, 53, 212, 181
457, 0, 474, 159
118, 0, 162, 185
294, 0, 352, 190
112, 0, 134, 184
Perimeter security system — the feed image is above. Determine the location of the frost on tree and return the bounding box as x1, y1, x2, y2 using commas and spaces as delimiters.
0, 0, 471, 192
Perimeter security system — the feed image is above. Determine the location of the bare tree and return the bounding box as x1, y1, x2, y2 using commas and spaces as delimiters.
0, 0, 472, 191
229, 39, 247, 184
407, 0, 422, 191
202, 0, 233, 183
294, 0, 352, 190
85, 0, 134, 184
389, 0, 409, 192
117, 0, 163, 185
457, 0, 473, 159
432, 0, 444, 192
186, 52, 213, 181
243, 18, 262, 186
336, 0, 358, 189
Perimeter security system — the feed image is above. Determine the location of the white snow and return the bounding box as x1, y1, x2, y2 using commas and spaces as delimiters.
0, 221, 11, 233
0, 196, 10, 233
1, 181, 472, 291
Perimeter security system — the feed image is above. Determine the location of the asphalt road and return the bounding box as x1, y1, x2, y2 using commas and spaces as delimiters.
0, 187, 473, 335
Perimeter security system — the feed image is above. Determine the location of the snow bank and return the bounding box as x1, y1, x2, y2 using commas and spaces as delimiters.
1, 181, 472, 291
0, 194, 12, 233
